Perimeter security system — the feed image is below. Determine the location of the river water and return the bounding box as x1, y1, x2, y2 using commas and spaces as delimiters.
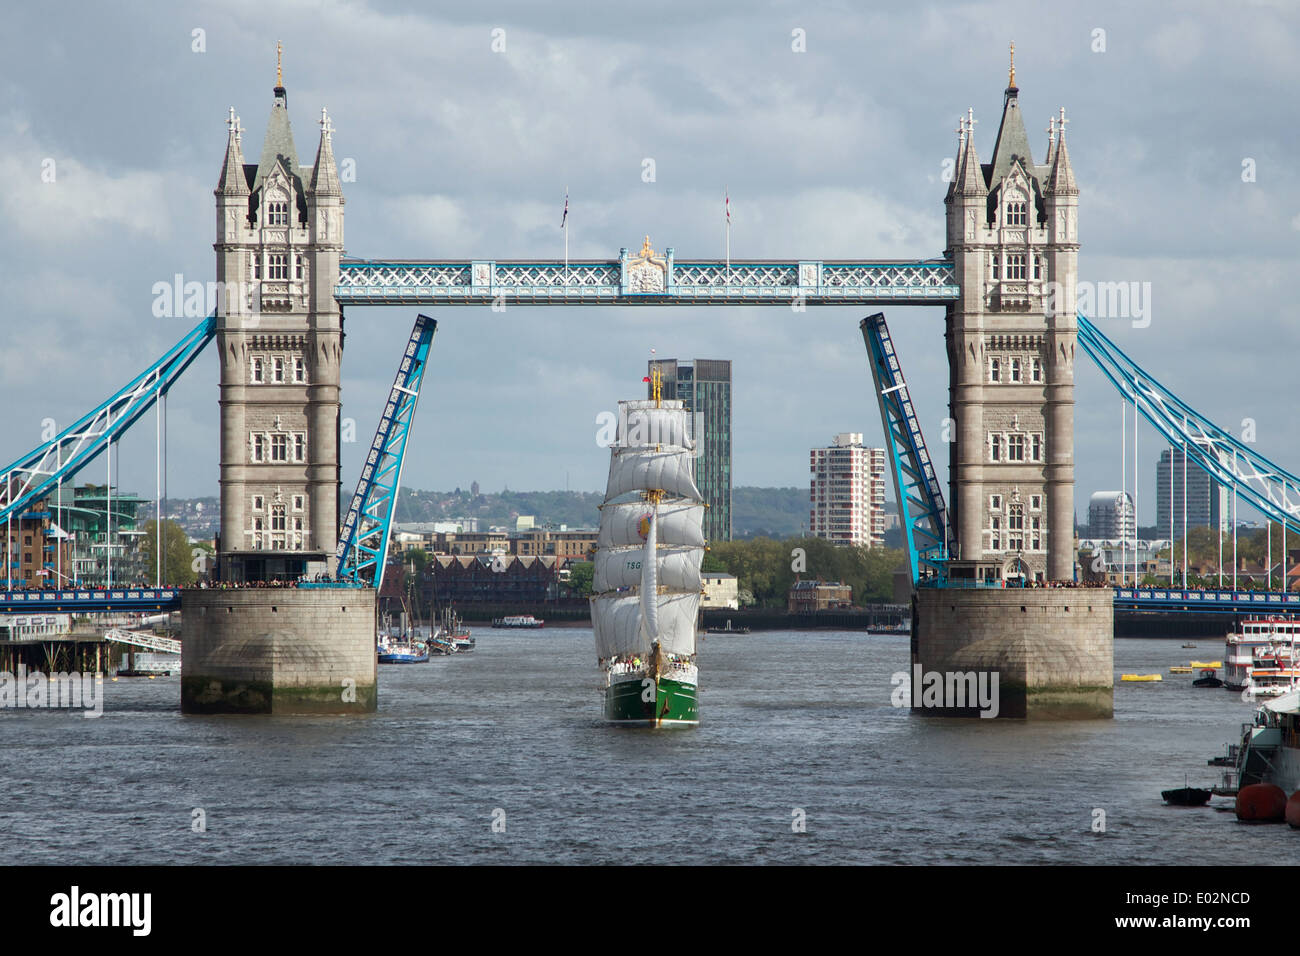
2, 629, 1295, 865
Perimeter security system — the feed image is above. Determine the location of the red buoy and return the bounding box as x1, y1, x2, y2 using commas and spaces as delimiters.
1285, 791, 1300, 828
1236, 783, 1287, 822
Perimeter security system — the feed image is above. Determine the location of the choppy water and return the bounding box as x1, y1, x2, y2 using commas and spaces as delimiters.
1, 629, 1295, 864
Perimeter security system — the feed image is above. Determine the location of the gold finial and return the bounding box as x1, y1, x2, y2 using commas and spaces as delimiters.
277, 41, 283, 87
640, 235, 654, 258
1008, 41, 1016, 89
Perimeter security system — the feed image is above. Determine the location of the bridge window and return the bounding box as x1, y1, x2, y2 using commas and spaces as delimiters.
1006, 254, 1027, 280
1033, 255, 1042, 280
293, 495, 304, 512
295, 255, 304, 280
251, 357, 264, 383
251, 434, 265, 462
1030, 357, 1042, 382
253, 255, 261, 280
1006, 201, 1027, 226
272, 357, 285, 383
1008, 434, 1026, 461
990, 494, 1003, 511
271, 434, 288, 462
1010, 358, 1022, 383
293, 434, 305, 462
293, 357, 306, 383
991, 254, 1000, 280
1009, 505, 1024, 550
989, 357, 1001, 382
1031, 434, 1042, 461
1031, 516, 1042, 550
990, 434, 1002, 461
268, 254, 288, 280
267, 201, 289, 227
252, 496, 264, 512
1030, 494, 1041, 510
991, 517, 1001, 551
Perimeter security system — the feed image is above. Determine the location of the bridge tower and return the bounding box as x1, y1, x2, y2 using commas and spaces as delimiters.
185, 58, 374, 715
213, 61, 343, 582
916, 53, 1111, 718
944, 55, 1077, 583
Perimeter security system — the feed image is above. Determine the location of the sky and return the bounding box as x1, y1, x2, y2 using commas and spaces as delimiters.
0, 0, 1297, 528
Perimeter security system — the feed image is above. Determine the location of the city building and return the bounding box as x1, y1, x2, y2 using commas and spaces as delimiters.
1087, 490, 1135, 540
788, 580, 853, 613
648, 358, 732, 542
701, 572, 739, 609
52, 484, 148, 586
1078, 538, 1170, 585
0, 492, 75, 589
1155, 447, 1226, 536
809, 433, 886, 547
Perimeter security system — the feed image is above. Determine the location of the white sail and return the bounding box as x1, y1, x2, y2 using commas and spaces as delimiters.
641, 504, 659, 641
597, 501, 706, 549
620, 401, 695, 451
605, 448, 701, 502
592, 546, 703, 593
592, 592, 700, 659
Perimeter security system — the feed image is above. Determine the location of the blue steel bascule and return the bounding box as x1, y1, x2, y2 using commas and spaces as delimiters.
332, 313, 437, 590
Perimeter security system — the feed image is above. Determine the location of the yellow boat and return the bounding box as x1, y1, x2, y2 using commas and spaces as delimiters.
1121, 673, 1163, 682
1190, 661, 1222, 669
1169, 666, 1194, 674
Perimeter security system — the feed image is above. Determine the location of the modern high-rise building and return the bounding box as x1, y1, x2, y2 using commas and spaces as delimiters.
809, 433, 886, 547
1088, 490, 1135, 540
648, 358, 731, 541
1155, 447, 1225, 536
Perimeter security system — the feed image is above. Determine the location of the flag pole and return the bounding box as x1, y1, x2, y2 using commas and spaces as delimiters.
562, 186, 569, 286
725, 186, 730, 285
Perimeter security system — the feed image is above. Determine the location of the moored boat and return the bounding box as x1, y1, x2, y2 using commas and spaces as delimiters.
1224, 617, 1300, 692
591, 376, 705, 728
491, 615, 544, 629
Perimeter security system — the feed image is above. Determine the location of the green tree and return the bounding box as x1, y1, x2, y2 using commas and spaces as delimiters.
567, 561, 594, 597
139, 519, 198, 586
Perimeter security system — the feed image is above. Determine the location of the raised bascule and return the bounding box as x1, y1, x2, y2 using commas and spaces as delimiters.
11, 48, 1300, 715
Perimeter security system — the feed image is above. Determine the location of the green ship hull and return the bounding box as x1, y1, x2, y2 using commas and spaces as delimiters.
604, 675, 698, 727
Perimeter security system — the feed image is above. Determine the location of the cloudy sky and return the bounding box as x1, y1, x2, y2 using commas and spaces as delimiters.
1, 0, 1297, 529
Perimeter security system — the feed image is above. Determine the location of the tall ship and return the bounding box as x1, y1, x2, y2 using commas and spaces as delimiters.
591, 376, 706, 727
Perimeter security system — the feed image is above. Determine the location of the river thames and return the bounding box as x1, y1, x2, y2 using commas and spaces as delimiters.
2, 629, 1290, 865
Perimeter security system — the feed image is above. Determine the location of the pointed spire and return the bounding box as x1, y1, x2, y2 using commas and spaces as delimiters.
310, 107, 341, 197
217, 106, 249, 195
988, 57, 1033, 186
1047, 108, 1077, 195
253, 47, 301, 195
945, 116, 965, 201
1045, 115, 1057, 168
956, 111, 985, 197
1008, 41, 1017, 91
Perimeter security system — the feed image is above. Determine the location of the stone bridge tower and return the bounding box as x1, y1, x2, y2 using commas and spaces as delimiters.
944, 53, 1078, 583
213, 62, 344, 582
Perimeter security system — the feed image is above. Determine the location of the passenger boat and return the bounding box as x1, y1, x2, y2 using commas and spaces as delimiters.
1121, 673, 1162, 682
590, 378, 705, 727
1224, 617, 1300, 692
491, 615, 544, 629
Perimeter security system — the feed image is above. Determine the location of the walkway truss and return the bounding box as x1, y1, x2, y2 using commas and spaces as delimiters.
0, 314, 216, 525
333, 313, 437, 590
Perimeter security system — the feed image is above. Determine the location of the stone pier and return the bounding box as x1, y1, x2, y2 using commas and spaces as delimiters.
913, 588, 1113, 719
181, 588, 376, 714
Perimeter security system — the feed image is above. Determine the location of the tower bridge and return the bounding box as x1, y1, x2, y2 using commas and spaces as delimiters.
6, 51, 1299, 713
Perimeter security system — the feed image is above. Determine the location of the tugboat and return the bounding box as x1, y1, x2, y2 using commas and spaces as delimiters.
590, 372, 705, 727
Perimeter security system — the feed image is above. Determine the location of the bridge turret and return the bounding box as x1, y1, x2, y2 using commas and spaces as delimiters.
1042, 111, 1079, 580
